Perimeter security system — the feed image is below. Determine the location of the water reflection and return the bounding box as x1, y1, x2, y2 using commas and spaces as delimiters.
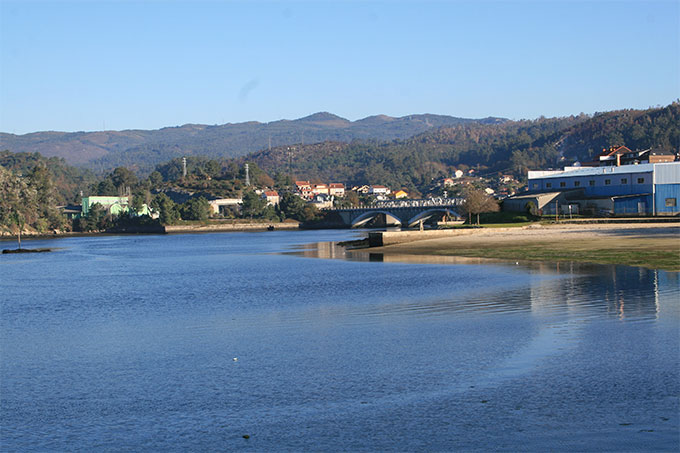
294, 240, 676, 322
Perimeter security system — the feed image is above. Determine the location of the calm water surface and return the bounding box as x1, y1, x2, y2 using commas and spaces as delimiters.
1, 230, 678, 451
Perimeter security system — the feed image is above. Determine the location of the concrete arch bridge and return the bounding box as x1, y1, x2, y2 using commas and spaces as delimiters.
328, 198, 464, 228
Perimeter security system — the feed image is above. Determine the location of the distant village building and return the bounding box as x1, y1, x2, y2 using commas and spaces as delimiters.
295, 181, 313, 199
369, 185, 390, 195
394, 190, 409, 199
263, 190, 280, 206
312, 183, 329, 196
592, 146, 677, 167
208, 198, 242, 215
59, 204, 83, 219
310, 193, 333, 209
328, 183, 345, 197
442, 178, 455, 187
454, 170, 464, 178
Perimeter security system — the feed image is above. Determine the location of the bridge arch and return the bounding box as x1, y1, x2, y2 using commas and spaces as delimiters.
351, 210, 403, 228
406, 208, 462, 227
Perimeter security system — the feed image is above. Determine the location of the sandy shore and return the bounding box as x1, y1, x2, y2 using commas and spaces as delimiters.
364, 222, 680, 271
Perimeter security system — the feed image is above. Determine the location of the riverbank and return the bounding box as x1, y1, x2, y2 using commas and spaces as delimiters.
356, 223, 680, 271
0, 220, 301, 241
164, 220, 299, 233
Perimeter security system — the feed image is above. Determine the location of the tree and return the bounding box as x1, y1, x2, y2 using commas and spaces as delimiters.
0, 166, 38, 248
204, 160, 222, 179
27, 164, 64, 231
111, 167, 138, 193
148, 171, 163, 187
95, 178, 117, 196
151, 193, 180, 225
181, 196, 211, 221
241, 190, 268, 219
461, 188, 499, 225
85, 203, 106, 231
131, 193, 146, 215
277, 192, 308, 221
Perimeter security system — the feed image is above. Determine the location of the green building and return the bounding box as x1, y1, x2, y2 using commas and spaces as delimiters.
82, 196, 130, 216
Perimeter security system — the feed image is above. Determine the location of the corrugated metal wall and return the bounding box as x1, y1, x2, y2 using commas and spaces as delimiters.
655, 184, 680, 214
654, 163, 680, 184
614, 195, 653, 215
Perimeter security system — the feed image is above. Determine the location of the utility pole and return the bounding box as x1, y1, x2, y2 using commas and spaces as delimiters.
245, 163, 250, 186
182, 157, 187, 178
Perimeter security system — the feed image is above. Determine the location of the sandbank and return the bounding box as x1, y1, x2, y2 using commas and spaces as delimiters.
363, 223, 680, 271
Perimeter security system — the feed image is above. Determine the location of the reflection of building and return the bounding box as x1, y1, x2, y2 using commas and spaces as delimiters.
526, 262, 664, 320
505, 162, 680, 216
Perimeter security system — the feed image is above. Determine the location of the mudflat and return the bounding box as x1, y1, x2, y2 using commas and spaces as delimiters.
365, 223, 680, 271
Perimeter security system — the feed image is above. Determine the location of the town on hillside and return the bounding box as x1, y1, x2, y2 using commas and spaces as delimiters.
1, 144, 679, 235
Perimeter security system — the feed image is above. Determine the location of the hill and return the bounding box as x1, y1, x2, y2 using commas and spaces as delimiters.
0, 113, 506, 172
233, 103, 679, 194
0, 151, 96, 204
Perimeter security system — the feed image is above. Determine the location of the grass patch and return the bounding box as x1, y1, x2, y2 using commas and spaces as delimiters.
428, 240, 680, 271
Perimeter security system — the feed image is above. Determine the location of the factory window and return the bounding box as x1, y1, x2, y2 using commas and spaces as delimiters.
637, 177, 644, 184
621, 178, 627, 184
532, 183, 538, 189
589, 180, 595, 186
546, 182, 552, 188
604, 179, 611, 185
666, 198, 677, 207
560, 182, 566, 188
574, 181, 581, 187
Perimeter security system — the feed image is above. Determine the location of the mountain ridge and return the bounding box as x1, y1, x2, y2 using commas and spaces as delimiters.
0, 112, 507, 170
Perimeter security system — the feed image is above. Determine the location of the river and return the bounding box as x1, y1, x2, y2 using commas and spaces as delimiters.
1, 230, 678, 451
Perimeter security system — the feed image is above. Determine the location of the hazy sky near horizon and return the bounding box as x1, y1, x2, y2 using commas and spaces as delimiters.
1, 0, 678, 135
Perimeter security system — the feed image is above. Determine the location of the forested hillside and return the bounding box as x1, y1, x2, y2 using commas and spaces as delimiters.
556, 102, 680, 160
0, 151, 97, 204
233, 103, 679, 194
0, 113, 504, 172
1, 103, 676, 204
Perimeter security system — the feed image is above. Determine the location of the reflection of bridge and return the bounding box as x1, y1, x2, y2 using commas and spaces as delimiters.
328, 198, 464, 228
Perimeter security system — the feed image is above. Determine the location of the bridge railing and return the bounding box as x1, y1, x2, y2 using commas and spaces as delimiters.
327, 197, 464, 211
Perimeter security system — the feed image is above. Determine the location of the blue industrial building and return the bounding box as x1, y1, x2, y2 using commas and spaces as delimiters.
504, 162, 680, 216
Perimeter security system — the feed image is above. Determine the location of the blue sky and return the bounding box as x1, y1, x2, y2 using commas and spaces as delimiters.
1, 0, 678, 134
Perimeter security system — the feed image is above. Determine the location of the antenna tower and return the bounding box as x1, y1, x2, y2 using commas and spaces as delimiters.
245, 163, 250, 186
182, 157, 187, 178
